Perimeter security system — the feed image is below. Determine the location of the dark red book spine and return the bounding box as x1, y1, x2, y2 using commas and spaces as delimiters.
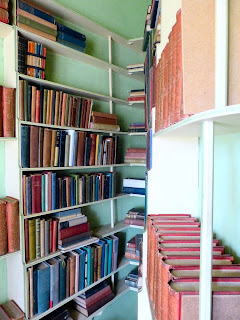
31, 174, 42, 213
0, 200, 7, 255
84, 99, 92, 128
0, 0, 9, 10
0, 8, 9, 24
71, 97, 77, 127
77, 132, 86, 166
60, 222, 90, 240
89, 134, 96, 166
36, 90, 40, 123
30, 126, 39, 168
3, 87, 15, 137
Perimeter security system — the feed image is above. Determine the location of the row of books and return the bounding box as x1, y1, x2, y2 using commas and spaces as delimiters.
27, 235, 119, 318
127, 63, 144, 74
22, 172, 117, 215
0, 300, 24, 320
0, 0, 9, 24
124, 148, 146, 164
146, 214, 240, 320
0, 86, 16, 137
17, 0, 87, 52
90, 111, 120, 132
124, 207, 145, 227
123, 178, 145, 195
125, 234, 143, 261
73, 281, 114, 317
21, 126, 118, 168
125, 269, 138, 288
0, 197, 20, 256
128, 123, 146, 133
19, 80, 93, 128
18, 37, 46, 79
127, 89, 145, 103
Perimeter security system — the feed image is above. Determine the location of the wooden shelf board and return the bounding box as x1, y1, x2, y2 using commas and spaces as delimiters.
25, 0, 144, 54
16, 28, 143, 82
154, 104, 240, 138
18, 73, 130, 106
30, 257, 133, 320
0, 22, 14, 38
0, 250, 20, 261
21, 163, 146, 172
93, 220, 129, 238
22, 194, 130, 219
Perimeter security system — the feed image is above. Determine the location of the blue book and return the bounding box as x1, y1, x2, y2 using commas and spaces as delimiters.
36, 262, 50, 314
95, 176, 99, 201
26, 176, 32, 215
51, 90, 56, 125
56, 22, 86, 42
57, 32, 86, 49
90, 246, 94, 284
56, 178, 59, 209
76, 98, 82, 127
75, 248, 85, 291
98, 240, 105, 278
33, 270, 38, 315
56, 255, 67, 301
123, 187, 145, 195
45, 258, 59, 307
80, 281, 109, 299
18, 0, 55, 24
51, 207, 82, 218
21, 126, 30, 168
41, 175, 45, 212
56, 38, 85, 53
103, 237, 113, 274
52, 173, 57, 210
61, 179, 67, 208
109, 235, 119, 272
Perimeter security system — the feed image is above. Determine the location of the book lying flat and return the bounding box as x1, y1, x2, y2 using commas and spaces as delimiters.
58, 236, 99, 252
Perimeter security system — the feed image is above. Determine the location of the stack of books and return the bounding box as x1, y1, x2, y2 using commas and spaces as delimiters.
56, 22, 86, 53
124, 148, 146, 164
125, 234, 143, 261
53, 209, 96, 251
22, 172, 116, 215
124, 208, 145, 227
73, 281, 114, 317
123, 178, 145, 195
127, 63, 144, 74
42, 307, 69, 320
125, 268, 138, 288
128, 123, 146, 133
27, 235, 118, 317
19, 80, 92, 127
0, 300, 24, 320
16, 0, 57, 41
24, 217, 58, 262
127, 89, 145, 104
0, 0, 9, 24
0, 86, 16, 137
142, 5, 153, 52
90, 111, 120, 131
0, 197, 20, 256
21, 127, 118, 168
18, 37, 46, 79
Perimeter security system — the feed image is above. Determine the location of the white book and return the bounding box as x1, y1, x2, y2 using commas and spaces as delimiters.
71, 251, 80, 294
67, 130, 75, 167
123, 178, 145, 188
68, 216, 88, 227
64, 134, 70, 167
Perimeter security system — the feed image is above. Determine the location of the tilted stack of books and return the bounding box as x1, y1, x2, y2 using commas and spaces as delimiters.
0, 300, 25, 320
16, 0, 57, 41
125, 268, 138, 288
142, 5, 152, 52
72, 281, 114, 317
147, 213, 240, 320
125, 234, 143, 261
56, 22, 86, 53
18, 37, 46, 79
127, 63, 144, 74
0, 86, 16, 137
123, 178, 145, 195
21, 126, 118, 168
26, 235, 118, 317
90, 111, 120, 131
124, 208, 145, 227
128, 123, 146, 133
0, 0, 9, 24
19, 80, 93, 127
124, 148, 146, 164
0, 197, 20, 256
22, 172, 116, 215
127, 89, 145, 104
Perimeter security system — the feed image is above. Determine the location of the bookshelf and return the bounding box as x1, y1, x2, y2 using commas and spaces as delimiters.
0, 0, 146, 319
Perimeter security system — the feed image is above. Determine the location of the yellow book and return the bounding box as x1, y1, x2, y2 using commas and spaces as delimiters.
28, 219, 36, 261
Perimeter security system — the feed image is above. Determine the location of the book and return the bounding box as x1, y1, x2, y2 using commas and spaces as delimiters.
1, 300, 24, 320
2, 87, 15, 137
0, 200, 7, 255
57, 32, 86, 49
5, 197, 20, 253
17, 8, 57, 30
0, 0, 8, 10
17, 15, 58, 37
18, 0, 55, 24
0, 7, 8, 24
56, 22, 86, 42
46, 258, 60, 307
35, 262, 50, 314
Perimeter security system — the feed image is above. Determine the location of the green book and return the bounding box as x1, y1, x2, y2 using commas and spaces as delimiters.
29, 219, 36, 261
23, 80, 28, 121
17, 15, 57, 37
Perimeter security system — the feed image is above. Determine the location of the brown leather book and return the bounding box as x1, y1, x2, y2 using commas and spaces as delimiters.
54, 91, 60, 125
92, 116, 117, 125
24, 219, 29, 262
50, 130, 57, 167
0, 306, 11, 320
80, 99, 86, 128
77, 132, 86, 166
65, 177, 71, 207
30, 126, 39, 168
1, 300, 25, 320
85, 100, 93, 128
3, 87, 15, 137
38, 127, 44, 167
66, 252, 76, 296
5, 197, 20, 253
19, 80, 24, 121
67, 96, 73, 127
31, 86, 37, 122
0, 200, 7, 256
89, 134, 97, 166
71, 97, 78, 127
43, 128, 52, 167
92, 111, 117, 120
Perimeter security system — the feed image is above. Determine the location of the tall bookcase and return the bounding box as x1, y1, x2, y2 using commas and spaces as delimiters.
139, 1, 240, 320
0, 0, 148, 319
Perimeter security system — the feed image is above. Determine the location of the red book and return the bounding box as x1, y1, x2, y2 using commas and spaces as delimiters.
0, 200, 7, 256
0, 86, 2, 136
0, 8, 8, 24
60, 222, 90, 240
126, 148, 146, 153
163, 43, 169, 129
31, 174, 42, 213
175, 9, 183, 123
3, 87, 15, 137
92, 116, 117, 125
71, 97, 77, 127
30, 126, 39, 168
85, 99, 92, 128
77, 132, 86, 166
0, 0, 8, 10
80, 99, 86, 128
125, 251, 139, 261
52, 219, 58, 252
89, 134, 96, 166
60, 93, 67, 126
36, 90, 40, 123
22, 175, 27, 215
92, 111, 117, 119
65, 177, 71, 207
5, 197, 20, 253
24, 220, 29, 262
127, 96, 145, 102
43, 128, 52, 167
124, 218, 144, 227
170, 22, 177, 126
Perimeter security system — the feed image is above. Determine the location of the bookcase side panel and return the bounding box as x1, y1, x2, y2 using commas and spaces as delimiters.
0, 260, 8, 304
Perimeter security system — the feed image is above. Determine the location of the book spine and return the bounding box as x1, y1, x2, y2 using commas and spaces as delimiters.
21, 126, 30, 168
123, 187, 145, 195
56, 22, 86, 41
18, 22, 56, 42
32, 175, 42, 213
0, 8, 9, 23
17, 8, 57, 30
57, 31, 86, 48
18, 0, 55, 24
28, 219, 36, 260
0, 0, 8, 10
0, 201, 7, 255
3, 87, 15, 137
30, 126, 39, 168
